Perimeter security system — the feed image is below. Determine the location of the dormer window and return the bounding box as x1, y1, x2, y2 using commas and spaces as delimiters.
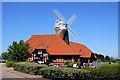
46, 45, 49, 48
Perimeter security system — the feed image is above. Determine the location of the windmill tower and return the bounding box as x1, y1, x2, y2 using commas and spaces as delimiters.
53, 9, 77, 45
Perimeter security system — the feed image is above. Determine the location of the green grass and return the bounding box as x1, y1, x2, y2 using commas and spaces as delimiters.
98, 62, 119, 70
80, 62, 119, 71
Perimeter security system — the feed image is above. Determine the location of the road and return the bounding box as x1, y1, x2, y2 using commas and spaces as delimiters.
0, 63, 24, 79
0, 63, 50, 80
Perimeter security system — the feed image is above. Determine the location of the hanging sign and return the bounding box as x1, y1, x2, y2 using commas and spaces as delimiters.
38, 50, 42, 55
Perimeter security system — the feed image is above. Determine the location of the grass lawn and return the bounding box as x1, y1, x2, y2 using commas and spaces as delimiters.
80, 62, 119, 71
99, 62, 119, 69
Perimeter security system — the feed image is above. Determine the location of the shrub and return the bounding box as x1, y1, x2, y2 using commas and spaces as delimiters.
88, 63, 120, 80
13, 62, 120, 80
65, 62, 69, 65
65, 62, 80, 68
40, 64, 120, 80
40, 67, 89, 80
6, 61, 18, 67
89, 69, 120, 80
75, 62, 81, 67
13, 62, 48, 75
68, 62, 74, 67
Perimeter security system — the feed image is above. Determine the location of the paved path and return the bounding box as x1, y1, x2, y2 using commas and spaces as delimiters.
1, 63, 24, 78
0, 63, 2, 79
0, 63, 50, 80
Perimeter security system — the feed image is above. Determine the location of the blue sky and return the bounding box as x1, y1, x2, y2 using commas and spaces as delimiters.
2, 2, 118, 58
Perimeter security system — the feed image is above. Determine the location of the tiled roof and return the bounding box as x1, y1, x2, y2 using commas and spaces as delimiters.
26, 34, 93, 58
69, 42, 92, 58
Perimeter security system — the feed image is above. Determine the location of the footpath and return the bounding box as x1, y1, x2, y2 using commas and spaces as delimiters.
1, 63, 49, 80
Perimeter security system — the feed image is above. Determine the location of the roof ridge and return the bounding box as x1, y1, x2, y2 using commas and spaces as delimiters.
32, 34, 60, 36
70, 41, 84, 46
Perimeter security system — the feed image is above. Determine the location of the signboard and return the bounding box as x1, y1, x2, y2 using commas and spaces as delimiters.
73, 64, 77, 68
38, 50, 42, 55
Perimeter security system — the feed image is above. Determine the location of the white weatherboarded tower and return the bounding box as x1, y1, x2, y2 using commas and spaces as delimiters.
53, 9, 77, 45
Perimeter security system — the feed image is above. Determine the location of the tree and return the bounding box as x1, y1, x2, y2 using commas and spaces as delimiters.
0, 55, 2, 59
105, 55, 110, 61
7, 40, 31, 62
98, 54, 104, 61
1, 52, 9, 59
95, 53, 104, 61
110, 57, 116, 63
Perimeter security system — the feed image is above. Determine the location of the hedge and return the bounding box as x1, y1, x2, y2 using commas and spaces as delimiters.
13, 62, 48, 75
40, 66, 120, 80
88, 63, 120, 80
89, 69, 120, 80
13, 62, 120, 80
40, 67, 89, 80
6, 61, 18, 67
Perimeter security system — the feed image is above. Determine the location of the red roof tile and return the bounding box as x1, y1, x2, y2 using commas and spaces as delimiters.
69, 42, 92, 58
26, 34, 93, 58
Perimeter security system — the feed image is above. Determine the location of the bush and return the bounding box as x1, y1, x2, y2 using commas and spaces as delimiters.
40, 67, 89, 80
68, 62, 74, 67
40, 64, 120, 80
6, 61, 18, 67
65, 62, 69, 65
88, 63, 120, 80
75, 62, 81, 67
13, 62, 120, 80
89, 69, 120, 80
13, 62, 48, 75
66, 62, 80, 68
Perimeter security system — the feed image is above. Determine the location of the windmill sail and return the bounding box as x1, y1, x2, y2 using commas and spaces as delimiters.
53, 9, 78, 45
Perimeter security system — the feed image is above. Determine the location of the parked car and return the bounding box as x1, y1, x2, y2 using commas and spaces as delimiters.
0, 59, 7, 63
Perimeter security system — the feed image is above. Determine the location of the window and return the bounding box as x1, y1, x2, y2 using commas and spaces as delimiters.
52, 56, 56, 60
46, 45, 49, 48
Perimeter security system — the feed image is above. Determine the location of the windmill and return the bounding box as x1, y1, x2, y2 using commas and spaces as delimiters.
53, 9, 77, 45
